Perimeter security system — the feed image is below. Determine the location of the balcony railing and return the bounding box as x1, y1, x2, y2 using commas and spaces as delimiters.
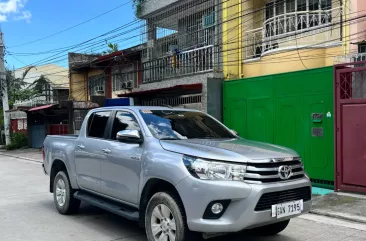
142, 45, 214, 83
334, 53, 366, 64
245, 7, 341, 60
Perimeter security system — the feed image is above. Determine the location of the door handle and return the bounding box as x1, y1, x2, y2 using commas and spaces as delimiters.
102, 148, 111, 154
77, 144, 85, 149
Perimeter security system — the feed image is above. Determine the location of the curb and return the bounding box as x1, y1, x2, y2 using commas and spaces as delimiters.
310, 209, 366, 224
0, 152, 42, 164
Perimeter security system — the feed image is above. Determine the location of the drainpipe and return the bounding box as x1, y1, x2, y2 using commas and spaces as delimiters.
238, 0, 243, 78
340, 0, 343, 42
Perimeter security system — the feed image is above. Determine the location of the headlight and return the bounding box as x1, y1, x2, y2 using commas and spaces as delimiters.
183, 155, 247, 181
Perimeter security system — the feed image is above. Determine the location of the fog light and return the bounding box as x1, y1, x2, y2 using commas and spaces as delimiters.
211, 203, 224, 214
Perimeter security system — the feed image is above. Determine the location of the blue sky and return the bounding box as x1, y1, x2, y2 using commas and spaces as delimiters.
1, 0, 140, 69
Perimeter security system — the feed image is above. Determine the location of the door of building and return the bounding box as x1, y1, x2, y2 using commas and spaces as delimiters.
335, 62, 366, 193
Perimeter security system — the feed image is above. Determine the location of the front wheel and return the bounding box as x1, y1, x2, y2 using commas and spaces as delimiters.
255, 219, 290, 236
145, 192, 200, 241
53, 171, 80, 214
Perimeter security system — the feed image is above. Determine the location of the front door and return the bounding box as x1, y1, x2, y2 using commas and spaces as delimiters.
101, 110, 144, 205
75, 111, 112, 193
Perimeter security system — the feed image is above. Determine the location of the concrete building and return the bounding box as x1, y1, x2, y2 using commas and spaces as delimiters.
223, 0, 346, 79
14, 64, 69, 107
122, 0, 224, 121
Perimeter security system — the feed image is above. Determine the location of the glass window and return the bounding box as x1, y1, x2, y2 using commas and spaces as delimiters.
87, 111, 111, 138
358, 44, 366, 54
140, 110, 236, 140
265, 2, 274, 20
321, 0, 332, 9
111, 111, 141, 140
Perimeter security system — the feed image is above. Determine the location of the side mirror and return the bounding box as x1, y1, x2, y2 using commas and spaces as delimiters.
230, 129, 239, 136
116, 130, 143, 144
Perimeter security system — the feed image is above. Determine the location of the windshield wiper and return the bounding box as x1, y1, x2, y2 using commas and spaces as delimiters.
160, 137, 181, 140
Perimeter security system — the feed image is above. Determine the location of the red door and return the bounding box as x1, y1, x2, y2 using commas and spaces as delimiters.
335, 62, 366, 193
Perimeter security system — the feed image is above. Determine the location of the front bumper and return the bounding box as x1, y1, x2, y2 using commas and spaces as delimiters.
175, 176, 312, 233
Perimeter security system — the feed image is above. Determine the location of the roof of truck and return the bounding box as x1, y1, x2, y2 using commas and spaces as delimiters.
91, 106, 201, 112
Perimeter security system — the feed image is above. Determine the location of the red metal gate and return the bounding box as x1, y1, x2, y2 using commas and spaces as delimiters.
49, 124, 69, 135
335, 61, 366, 193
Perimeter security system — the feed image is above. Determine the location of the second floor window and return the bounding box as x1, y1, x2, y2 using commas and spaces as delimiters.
88, 75, 105, 96
265, 0, 332, 38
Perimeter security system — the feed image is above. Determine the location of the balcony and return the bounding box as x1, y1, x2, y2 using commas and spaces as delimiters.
334, 53, 366, 64
142, 45, 214, 83
244, 6, 342, 60
138, 0, 180, 18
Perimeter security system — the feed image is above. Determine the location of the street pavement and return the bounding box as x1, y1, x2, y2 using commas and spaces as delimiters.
1, 156, 366, 241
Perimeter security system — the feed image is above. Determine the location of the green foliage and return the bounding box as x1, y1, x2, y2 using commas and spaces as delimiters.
6, 132, 28, 150
132, 0, 144, 17
3, 68, 51, 108
102, 42, 119, 55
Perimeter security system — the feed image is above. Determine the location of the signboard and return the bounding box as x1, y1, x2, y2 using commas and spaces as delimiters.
312, 127, 324, 137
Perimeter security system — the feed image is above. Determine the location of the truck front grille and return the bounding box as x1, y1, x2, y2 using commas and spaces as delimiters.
255, 186, 311, 211
244, 158, 305, 184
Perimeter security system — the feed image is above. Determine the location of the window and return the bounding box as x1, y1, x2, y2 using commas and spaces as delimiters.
111, 111, 141, 140
87, 111, 111, 138
139, 110, 236, 140
88, 75, 105, 96
358, 44, 366, 54
264, 0, 332, 37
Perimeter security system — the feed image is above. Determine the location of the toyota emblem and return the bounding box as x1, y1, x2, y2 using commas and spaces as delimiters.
278, 165, 293, 180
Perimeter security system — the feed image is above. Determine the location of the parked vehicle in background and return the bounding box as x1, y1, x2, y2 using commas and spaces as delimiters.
42, 106, 312, 241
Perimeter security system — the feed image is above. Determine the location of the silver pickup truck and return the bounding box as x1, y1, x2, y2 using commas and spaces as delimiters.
43, 106, 312, 241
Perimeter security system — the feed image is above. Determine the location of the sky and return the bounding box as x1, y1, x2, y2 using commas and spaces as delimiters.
1, 0, 140, 70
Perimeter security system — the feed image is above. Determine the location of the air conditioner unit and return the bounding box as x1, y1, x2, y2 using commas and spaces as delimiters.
126, 81, 133, 89
122, 82, 128, 89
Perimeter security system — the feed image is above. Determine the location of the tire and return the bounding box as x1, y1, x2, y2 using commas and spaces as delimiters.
53, 171, 81, 215
255, 220, 290, 236
145, 192, 201, 241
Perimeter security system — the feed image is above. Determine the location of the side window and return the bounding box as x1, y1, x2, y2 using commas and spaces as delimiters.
87, 111, 111, 138
111, 111, 141, 140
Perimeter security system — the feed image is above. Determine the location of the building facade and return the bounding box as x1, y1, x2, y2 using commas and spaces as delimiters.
123, 0, 224, 120
14, 64, 69, 108
68, 45, 143, 105
222, 0, 350, 79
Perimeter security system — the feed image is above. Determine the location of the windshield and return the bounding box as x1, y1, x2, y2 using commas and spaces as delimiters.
139, 110, 236, 140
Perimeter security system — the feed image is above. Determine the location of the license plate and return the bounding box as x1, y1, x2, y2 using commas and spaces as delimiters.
271, 200, 303, 219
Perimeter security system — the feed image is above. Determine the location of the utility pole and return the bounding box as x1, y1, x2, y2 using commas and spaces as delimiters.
0, 30, 11, 145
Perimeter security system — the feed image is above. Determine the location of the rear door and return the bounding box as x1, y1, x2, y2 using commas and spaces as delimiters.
100, 110, 144, 205
75, 111, 112, 193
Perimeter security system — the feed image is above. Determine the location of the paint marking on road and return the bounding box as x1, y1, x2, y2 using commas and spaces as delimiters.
298, 214, 366, 232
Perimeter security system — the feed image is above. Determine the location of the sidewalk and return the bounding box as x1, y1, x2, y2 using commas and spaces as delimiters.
0, 148, 42, 163
311, 192, 366, 224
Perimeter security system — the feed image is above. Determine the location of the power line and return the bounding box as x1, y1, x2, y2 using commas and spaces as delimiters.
7, 0, 134, 49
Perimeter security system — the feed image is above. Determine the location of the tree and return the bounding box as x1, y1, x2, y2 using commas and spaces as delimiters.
132, 0, 144, 16
102, 42, 119, 55
2, 67, 51, 108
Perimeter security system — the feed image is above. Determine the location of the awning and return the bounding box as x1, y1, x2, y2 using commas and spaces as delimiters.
28, 104, 55, 112
117, 83, 203, 98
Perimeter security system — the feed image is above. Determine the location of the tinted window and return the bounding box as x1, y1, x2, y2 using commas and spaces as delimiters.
140, 110, 236, 140
111, 111, 141, 140
87, 111, 111, 138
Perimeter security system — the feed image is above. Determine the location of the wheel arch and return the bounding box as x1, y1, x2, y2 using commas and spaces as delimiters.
138, 178, 186, 228
49, 159, 68, 193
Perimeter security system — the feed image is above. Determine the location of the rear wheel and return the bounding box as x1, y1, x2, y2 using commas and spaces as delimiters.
53, 171, 80, 214
255, 220, 290, 236
145, 192, 200, 241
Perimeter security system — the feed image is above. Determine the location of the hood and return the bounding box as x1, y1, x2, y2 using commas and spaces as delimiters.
159, 138, 298, 163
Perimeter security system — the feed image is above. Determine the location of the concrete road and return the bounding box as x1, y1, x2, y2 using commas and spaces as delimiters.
1, 155, 366, 241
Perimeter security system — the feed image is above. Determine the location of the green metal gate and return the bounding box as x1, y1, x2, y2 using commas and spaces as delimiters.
224, 67, 334, 188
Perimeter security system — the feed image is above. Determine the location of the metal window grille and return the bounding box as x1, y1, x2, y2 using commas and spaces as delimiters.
88, 74, 105, 96
141, 94, 202, 108
245, 0, 338, 60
